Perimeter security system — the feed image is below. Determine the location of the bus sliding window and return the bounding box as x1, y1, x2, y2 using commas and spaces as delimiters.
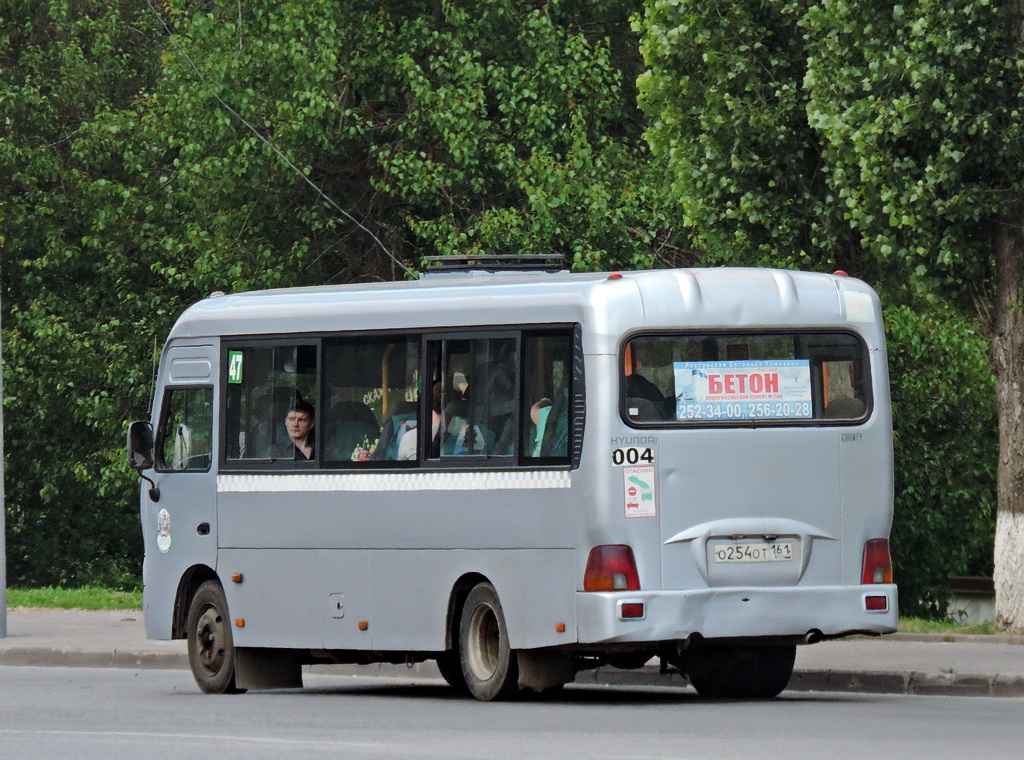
224, 344, 318, 463
423, 329, 573, 465
322, 337, 420, 464
623, 331, 871, 426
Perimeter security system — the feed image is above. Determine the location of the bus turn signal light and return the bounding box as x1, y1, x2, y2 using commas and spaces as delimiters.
861, 539, 893, 585
584, 545, 640, 591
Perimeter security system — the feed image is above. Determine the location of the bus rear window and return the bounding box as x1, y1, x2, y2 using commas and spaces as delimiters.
623, 332, 870, 425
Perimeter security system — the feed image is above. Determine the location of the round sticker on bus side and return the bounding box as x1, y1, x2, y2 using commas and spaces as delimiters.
156, 508, 172, 553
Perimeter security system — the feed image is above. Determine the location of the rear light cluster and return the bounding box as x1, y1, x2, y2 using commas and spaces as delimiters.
584, 545, 640, 591
861, 539, 893, 585
862, 538, 893, 612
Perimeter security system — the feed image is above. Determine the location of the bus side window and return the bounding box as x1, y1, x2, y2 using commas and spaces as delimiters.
522, 331, 572, 463
323, 337, 420, 463
428, 336, 517, 460
157, 387, 213, 472
224, 345, 318, 463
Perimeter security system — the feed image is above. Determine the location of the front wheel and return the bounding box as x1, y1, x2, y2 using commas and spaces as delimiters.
459, 582, 518, 701
688, 644, 795, 699
186, 580, 245, 694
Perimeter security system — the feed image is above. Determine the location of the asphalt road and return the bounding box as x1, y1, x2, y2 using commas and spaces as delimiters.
2, 665, 1023, 760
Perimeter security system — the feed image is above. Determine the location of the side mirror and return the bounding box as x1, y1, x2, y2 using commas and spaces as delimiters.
127, 421, 155, 470
127, 421, 160, 502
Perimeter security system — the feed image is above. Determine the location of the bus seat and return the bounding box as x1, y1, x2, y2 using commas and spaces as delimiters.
328, 420, 380, 460
371, 401, 418, 460
529, 405, 552, 457
823, 396, 865, 420
325, 401, 380, 460
442, 401, 490, 455
491, 415, 516, 455
329, 400, 379, 430
540, 387, 570, 458
625, 397, 661, 422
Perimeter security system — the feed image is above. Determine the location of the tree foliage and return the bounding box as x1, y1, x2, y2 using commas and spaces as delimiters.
638, 0, 1014, 613
886, 306, 997, 616
1, 0, 165, 587
1, 0, 682, 588
637, 1, 852, 271
0, 0, 1010, 615
639, 0, 1023, 292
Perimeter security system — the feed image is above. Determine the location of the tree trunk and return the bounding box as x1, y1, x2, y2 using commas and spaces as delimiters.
990, 0, 1024, 632
991, 199, 1024, 632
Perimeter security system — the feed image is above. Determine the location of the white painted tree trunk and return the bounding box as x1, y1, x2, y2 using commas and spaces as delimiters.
995, 512, 1024, 629
991, 195, 1024, 632
991, 1, 1024, 632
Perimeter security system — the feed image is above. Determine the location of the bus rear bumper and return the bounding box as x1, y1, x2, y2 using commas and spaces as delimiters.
575, 584, 898, 645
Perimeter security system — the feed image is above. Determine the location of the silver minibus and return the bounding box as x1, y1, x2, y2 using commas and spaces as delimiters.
128, 266, 897, 700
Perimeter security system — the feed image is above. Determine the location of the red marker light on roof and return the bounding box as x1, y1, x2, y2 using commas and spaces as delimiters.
608, 273, 623, 280
833, 270, 849, 277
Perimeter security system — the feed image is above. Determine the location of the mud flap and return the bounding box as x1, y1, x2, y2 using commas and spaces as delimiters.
516, 650, 575, 693
235, 647, 303, 691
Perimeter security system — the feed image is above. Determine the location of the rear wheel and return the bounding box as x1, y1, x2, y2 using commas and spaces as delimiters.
688, 644, 795, 699
436, 649, 468, 693
459, 582, 518, 701
186, 580, 245, 694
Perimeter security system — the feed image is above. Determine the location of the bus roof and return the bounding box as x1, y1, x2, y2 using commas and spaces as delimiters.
166, 268, 882, 345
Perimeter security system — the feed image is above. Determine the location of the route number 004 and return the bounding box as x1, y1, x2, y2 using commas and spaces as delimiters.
612, 447, 654, 466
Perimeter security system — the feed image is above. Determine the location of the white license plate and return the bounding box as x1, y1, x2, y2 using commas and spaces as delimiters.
712, 541, 794, 563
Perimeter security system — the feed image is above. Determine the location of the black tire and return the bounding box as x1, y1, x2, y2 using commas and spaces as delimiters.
436, 649, 469, 694
186, 580, 245, 694
688, 644, 795, 699
459, 582, 518, 701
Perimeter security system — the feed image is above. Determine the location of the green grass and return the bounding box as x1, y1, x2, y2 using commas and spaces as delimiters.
5, 586, 142, 610
898, 617, 1001, 636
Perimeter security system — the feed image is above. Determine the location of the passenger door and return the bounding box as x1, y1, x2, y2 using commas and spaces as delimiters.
142, 345, 219, 638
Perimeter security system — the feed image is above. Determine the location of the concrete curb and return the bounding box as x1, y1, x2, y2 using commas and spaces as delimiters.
4, 645, 1023, 697
788, 669, 1024, 698
888, 632, 1024, 645
0, 646, 188, 671
577, 664, 1024, 698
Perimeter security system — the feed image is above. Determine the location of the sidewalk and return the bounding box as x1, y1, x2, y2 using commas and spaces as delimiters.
2, 607, 1023, 697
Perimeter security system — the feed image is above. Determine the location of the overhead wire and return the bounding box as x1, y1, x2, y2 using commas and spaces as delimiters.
143, 1, 416, 279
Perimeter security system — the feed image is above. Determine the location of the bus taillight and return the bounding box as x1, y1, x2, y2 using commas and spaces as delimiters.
584, 545, 641, 591
861, 539, 893, 584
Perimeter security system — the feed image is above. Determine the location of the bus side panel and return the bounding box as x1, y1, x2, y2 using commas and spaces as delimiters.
216, 484, 576, 552
220, 548, 375, 650
367, 549, 578, 651
218, 548, 265, 647
839, 406, 894, 588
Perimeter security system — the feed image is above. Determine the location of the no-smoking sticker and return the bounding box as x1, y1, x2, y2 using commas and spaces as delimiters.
623, 465, 657, 518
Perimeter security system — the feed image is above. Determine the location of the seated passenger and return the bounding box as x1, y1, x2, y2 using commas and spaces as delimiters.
529, 398, 552, 457
271, 396, 315, 461
398, 383, 442, 461
442, 399, 489, 455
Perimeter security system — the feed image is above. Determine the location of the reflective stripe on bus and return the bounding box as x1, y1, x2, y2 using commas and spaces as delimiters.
217, 471, 572, 493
